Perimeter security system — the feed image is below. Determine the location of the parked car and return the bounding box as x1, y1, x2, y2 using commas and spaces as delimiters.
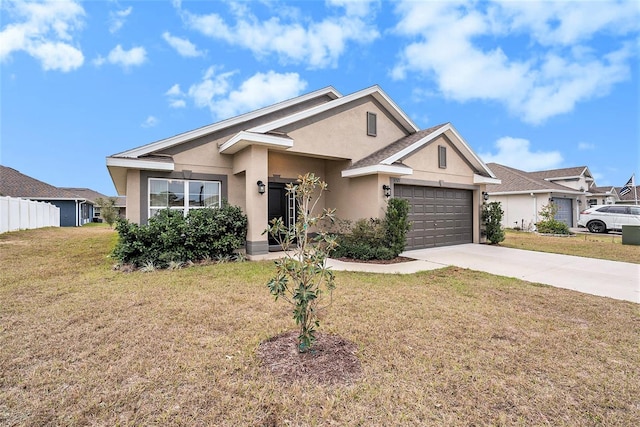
578, 204, 640, 233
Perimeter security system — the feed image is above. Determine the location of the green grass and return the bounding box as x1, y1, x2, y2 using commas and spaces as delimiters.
1, 227, 638, 426
502, 229, 640, 264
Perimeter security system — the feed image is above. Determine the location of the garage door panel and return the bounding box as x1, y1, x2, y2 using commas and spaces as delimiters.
398, 184, 473, 249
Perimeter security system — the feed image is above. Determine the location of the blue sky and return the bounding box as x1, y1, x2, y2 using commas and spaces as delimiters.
1, 0, 639, 196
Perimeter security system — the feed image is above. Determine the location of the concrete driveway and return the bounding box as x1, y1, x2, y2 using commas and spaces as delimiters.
402, 244, 639, 304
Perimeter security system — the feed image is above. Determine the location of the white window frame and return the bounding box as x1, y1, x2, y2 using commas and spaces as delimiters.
148, 178, 221, 218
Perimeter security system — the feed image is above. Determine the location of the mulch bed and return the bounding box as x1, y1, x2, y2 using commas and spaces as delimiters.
334, 256, 415, 264
257, 331, 362, 385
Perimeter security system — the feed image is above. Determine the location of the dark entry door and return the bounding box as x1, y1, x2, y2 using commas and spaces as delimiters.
267, 182, 295, 248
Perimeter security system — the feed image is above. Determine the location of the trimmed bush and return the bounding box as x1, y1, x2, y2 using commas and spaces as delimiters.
112, 203, 247, 269
332, 198, 411, 261
481, 201, 505, 244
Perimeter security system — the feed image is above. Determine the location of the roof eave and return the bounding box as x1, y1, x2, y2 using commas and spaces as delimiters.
218, 131, 293, 154
341, 164, 413, 178
249, 85, 420, 135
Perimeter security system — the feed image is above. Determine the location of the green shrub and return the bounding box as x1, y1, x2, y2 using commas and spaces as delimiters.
332, 198, 411, 260
535, 203, 571, 235
385, 197, 411, 255
481, 201, 505, 244
112, 203, 247, 269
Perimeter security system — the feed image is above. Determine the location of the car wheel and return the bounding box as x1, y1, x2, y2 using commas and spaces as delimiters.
587, 221, 607, 234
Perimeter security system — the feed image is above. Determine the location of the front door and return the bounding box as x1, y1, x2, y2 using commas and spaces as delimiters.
267, 182, 296, 249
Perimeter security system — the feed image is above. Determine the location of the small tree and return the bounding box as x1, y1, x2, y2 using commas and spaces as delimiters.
482, 201, 505, 244
95, 197, 118, 227
265, 173, 338, 353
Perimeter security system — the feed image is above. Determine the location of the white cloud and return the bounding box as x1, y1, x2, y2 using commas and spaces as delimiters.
97, 44, 147, 69
210, 71, 308, 119
109, 6, 132, 34
169, 99, 186, 109
0, 0, 85, 72
162, 32, 205, 57
178, 2, 379, 69
142, 115, 159, 128
178, 68, 307, 119
578, 142, 595, 151
480, 137, 563, 171
391, 0, 640, 124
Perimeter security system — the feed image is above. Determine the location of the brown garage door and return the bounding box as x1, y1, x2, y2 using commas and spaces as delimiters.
396, 185, 473, 249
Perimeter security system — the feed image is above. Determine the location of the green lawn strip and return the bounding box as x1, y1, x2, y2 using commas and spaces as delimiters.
501, 230, 640, 264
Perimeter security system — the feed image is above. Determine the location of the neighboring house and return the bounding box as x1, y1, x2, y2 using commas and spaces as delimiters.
62, 187, 109, 222
587, 186, 618, 206
114, 196, 127, 218
0, 165, 94, 227
614, 185, 640, 205
107, 85, 499, 258
486, 163, 586, 229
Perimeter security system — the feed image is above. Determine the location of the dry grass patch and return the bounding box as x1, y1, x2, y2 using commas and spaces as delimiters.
502, 230, 640, 264
1, 227, 638, 426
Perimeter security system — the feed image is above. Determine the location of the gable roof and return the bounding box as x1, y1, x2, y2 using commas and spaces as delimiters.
343, 122, 498, 182
111, 86, 342, 159
528, 166, 592, 181
0, 165, 86, 200
107, 85, 498, 192
486, 163, 584, 194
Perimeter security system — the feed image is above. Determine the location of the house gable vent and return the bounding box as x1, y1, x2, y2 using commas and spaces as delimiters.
367, 112, 377, 137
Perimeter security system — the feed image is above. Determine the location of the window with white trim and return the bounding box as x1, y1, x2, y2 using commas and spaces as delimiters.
149, 178, 220, 217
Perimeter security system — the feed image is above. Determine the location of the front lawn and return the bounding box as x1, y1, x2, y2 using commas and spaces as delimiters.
502, 229, 640, 264
1, 227, 638, 425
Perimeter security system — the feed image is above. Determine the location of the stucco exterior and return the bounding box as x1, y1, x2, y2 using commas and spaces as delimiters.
107, 86, 499, 257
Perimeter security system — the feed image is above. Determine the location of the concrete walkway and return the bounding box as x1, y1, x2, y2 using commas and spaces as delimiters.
323, 244, 639, 303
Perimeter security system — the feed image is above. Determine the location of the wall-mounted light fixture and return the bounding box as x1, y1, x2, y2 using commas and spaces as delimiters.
382, 184, 391, 198
576, 198, 582, 205
482, 191, 489, 201
257, 180, 266, 195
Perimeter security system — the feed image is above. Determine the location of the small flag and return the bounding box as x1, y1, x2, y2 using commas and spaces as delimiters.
619, 175, 634, 196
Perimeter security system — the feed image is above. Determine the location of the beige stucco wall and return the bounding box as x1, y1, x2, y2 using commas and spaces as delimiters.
403, 136, 475, 184
232, 146, 268, 243
125, 169, 141, 224
282, 98, 408, 162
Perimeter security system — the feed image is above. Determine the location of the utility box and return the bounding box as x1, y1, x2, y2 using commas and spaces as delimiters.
622, 225, 640, 245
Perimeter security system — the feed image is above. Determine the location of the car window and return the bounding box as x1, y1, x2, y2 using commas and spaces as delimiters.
595, 206, 610, 213
608, 206, 628, 214
629, 207, 640, 215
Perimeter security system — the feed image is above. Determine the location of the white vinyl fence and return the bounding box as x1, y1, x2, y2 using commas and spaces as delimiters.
0, 196, 60, 234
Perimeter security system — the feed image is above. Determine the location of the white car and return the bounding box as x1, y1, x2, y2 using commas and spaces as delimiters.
578, 204, 640, 233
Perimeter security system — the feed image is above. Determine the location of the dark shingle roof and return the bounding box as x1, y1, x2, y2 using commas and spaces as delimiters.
347, 123, 448, 169
615, 185, 640, 201
61, 188, 109, 203
528, 166, 589, 180
0, 165, 91, 200
486, 163, 581, 193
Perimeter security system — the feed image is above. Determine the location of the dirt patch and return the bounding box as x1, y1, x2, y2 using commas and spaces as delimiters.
334, 256, 415, 264
257, 331, 362, 386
